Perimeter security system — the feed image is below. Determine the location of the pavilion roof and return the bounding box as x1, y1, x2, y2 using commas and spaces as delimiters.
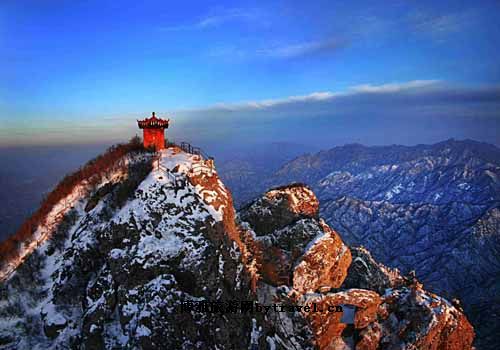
137, 112, 170, 129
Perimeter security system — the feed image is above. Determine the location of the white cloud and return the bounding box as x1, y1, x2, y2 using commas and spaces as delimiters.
409, 10, 476, 39
207, 91, 338, 111
350, 80, 441, 93
197, 9, 258, 28
2, 81, 499, 147
208, 37, 345, 61
257, 39, 345, 59
186, 80, 442, 113
161, 8, 263, 31
343, 8, 478, 47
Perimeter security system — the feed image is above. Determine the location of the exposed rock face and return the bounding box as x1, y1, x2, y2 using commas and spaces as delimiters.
341, 247, 405, 295
292, 221, 351, 294
0, 148, 475, 349
380, 287, 475, 350
239, 184, 475, 350
239, 183, 319, 236
222, 139, 499, 349
300, 289, 382, 348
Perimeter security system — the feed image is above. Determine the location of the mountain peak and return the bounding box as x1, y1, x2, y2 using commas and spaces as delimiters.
239, 183, 319, 236
0, 144, 475, 349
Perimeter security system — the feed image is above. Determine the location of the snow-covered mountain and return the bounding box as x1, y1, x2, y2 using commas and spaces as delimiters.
229, 139, 499, 349
0, 146, 474, 349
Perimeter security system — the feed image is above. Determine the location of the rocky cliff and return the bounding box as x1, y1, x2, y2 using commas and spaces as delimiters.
0, 146, 474, 349
221, 139, 499, 349
239, 184, 474, 349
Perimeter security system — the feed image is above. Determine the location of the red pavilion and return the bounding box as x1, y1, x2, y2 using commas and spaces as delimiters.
137, 112, 170, 150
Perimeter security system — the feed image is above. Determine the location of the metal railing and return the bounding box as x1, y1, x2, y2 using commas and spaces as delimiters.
153, 152, 189, 187
168, 141, 213, 161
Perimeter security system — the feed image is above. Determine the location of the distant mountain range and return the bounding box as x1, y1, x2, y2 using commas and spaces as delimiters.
220, 139, 500, 349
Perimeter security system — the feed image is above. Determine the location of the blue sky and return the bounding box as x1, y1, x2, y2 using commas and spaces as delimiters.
1, 0, 499, 147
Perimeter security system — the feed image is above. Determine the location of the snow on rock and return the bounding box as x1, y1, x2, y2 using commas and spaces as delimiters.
265, 184, 319, 216
240, 183, 474, 350
299, 289, 381, 348
341, 246, 405, 294
0, 146, 475, 350
293, 221, 352, 294
239, 183, 319, 236
0, 147, 255, 349
0, 152, 149, 283
379, 286, 475, 349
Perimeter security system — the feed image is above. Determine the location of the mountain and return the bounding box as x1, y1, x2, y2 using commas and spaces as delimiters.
0, 142, 315, 243
0, 146, 474, 349
215, 142, 320, 208
236, 139, 499, 349
0, 144, 108, 242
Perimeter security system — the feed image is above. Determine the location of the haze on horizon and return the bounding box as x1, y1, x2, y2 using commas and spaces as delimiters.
1, 0, 500, 149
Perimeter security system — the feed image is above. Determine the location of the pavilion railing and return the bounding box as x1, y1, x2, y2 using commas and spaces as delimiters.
166, 141, 213, 161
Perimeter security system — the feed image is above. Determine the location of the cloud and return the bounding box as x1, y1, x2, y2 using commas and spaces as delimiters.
205, 91, 338, 111
2, 81, 499, 148
208, 37, 346, 61
345, 8, 478, 47
161, 8, 262, 31
168, 81, 500, 148
350, 80, 441, 93
197, 9, 258, 28
181, 80, 446, 114
257, 38, 346, 59
409, 10, 476, 39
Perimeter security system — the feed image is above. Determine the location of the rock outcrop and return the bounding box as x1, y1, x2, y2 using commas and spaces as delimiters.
221, 139, 499, 349
0, 147, 475, 349
239, 184, 475, 350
